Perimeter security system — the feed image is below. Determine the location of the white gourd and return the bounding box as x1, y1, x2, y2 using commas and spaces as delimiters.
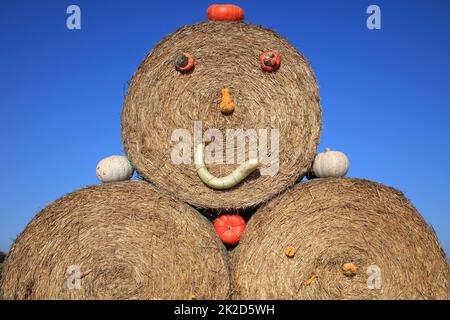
96, 156, 134, 183
312, 148, 349, 178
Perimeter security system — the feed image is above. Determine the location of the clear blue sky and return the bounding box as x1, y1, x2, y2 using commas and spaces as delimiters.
0, 0, 449, 256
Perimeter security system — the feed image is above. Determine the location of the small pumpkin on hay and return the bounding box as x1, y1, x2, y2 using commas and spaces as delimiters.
313, 148, 349, 178
214, 215, 246, 246
96, 155, 134, 183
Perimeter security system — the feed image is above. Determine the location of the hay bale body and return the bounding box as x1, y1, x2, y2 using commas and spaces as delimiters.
122, 22, 322, 210
0, 252, 3, 291
1, 181, 230, 300
232, 178, 449, 300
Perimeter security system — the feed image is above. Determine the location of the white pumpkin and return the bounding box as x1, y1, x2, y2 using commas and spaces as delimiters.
96, 156, 134, 183
312, 148, 349, 178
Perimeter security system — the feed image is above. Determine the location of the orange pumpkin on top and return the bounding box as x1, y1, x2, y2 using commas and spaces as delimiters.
207, 4, 245, 21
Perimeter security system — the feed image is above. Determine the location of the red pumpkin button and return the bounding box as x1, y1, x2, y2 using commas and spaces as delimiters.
260, 51, 281, 72
214, 215, 246, 245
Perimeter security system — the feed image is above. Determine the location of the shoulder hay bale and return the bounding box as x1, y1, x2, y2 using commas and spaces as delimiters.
122, 21, 322, 210
0, 181, 230, 300
0, 251, 4, 278
232, 178, 449, 300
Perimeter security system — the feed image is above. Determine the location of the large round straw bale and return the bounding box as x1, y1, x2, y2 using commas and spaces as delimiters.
0, 181, 230, 300
0, 251, 4, 290
122, 21, 322, 210
232, 178, 449, 300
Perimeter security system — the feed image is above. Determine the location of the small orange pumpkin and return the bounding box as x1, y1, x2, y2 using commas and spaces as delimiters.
214, 215, 246, 245
284, 246, 297, 258
174, 52, 195, 73
342, 262, 357, 277
261, 51, 281, 72
207, 4, 245, 21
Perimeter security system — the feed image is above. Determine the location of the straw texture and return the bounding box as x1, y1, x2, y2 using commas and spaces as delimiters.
232, 178, 449, 300
122, 21, 322, 210
0, 181, 230, 300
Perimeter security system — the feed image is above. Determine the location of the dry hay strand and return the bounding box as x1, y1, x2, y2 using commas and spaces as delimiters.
0, 181, 230, 300
122, 21, 322, 210
232, 178, 449, 300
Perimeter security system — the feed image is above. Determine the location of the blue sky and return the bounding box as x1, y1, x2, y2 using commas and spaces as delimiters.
0, 0, 449, 256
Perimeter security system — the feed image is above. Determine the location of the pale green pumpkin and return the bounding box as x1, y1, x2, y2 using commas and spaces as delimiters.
313, 148, 349, 178
96, 156, 134, 183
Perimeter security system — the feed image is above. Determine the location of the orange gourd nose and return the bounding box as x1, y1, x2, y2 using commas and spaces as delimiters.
220, 88, 235, 114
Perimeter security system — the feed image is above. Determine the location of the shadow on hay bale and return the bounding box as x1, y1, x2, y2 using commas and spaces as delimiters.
232, 178, 449, 300
0, 181, 230, 300
122, 21, 322, 210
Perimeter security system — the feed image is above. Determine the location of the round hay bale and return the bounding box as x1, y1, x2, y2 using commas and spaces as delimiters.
0, 181, 230, 300
122, 21, 322, 210
0, 252, 4, 294
232, 178, 449, 300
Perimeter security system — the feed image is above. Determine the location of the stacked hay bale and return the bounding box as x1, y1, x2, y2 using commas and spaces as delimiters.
231, 179, 449, 299
122, 21, 322, 210
0, 251, 5, 282
1, 182, 229, 300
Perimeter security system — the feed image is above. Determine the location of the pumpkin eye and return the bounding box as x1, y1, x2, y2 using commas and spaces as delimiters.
174, 52, 195, 73
260, 51, 281, 72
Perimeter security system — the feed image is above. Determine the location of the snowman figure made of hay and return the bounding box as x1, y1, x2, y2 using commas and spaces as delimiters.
2, 4, 448, 301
